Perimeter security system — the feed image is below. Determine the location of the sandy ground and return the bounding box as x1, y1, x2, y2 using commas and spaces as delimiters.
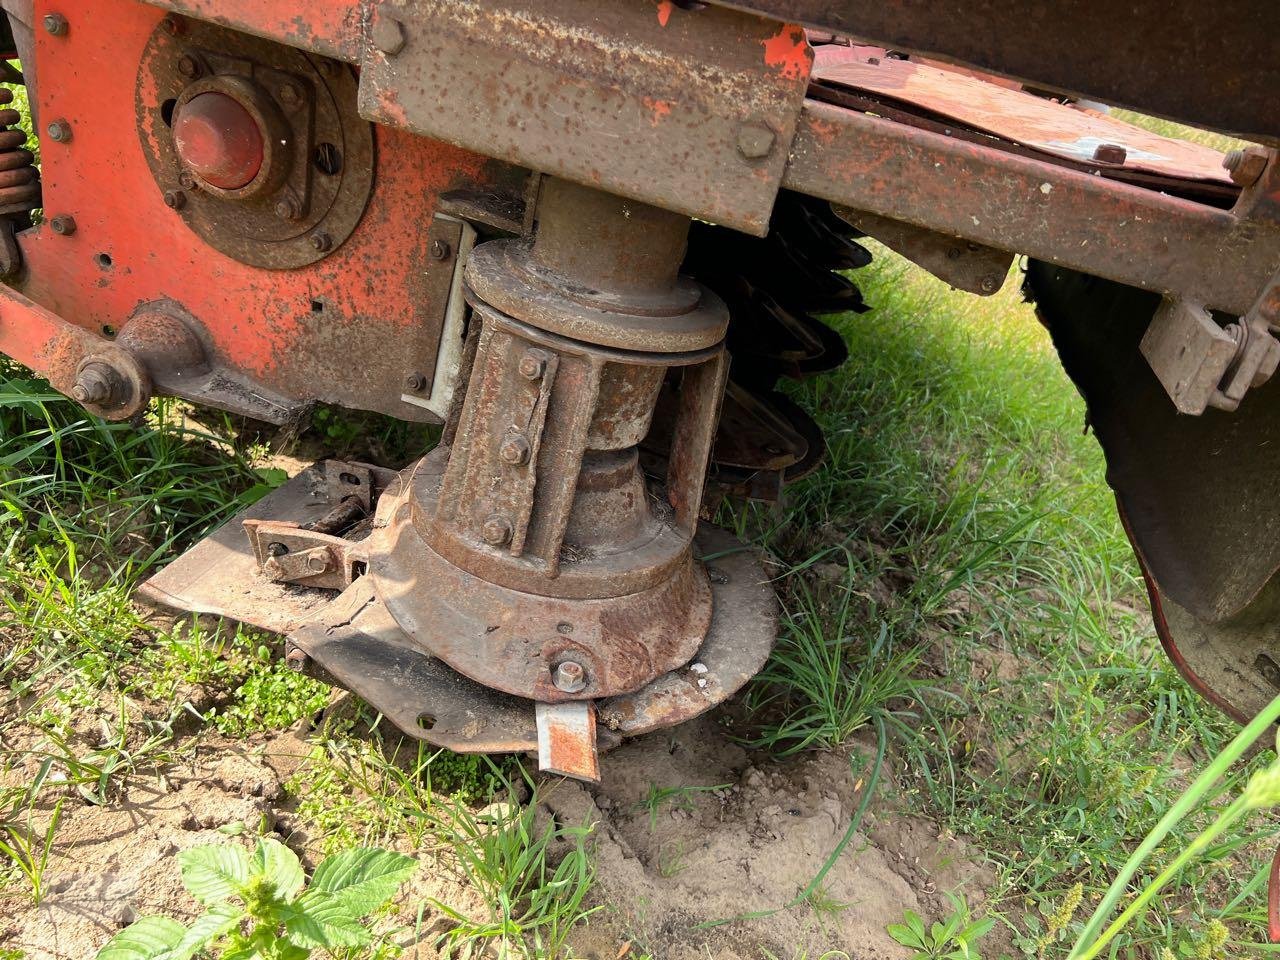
0, 693, 999, 960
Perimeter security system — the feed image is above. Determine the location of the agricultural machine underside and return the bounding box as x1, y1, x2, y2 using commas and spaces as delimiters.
1, 0, 1278, 780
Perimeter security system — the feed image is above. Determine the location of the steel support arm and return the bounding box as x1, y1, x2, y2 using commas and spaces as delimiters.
783, 100, 1280, 317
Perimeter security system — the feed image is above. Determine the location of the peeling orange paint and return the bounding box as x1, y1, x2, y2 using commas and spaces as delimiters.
761, 24, 812, 81
656, 0, 674, 27
641, 96, 674, 126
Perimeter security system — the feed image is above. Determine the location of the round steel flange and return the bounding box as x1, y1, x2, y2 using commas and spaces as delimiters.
136, 16, 374, 269
369, 446, 714, 703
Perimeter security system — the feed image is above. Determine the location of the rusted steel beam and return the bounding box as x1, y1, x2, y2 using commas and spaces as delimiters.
783, 100, 1280, 317
710, 0, 1280, 145
140, 0, 363, 61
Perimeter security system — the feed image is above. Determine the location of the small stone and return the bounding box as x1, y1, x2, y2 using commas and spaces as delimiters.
689, 662, 708, 674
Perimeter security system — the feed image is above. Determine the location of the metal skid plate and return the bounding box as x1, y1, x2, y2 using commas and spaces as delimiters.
139, 462, 777, 759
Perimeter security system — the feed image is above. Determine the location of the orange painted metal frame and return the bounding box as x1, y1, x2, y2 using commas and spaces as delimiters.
13, 0, 503, 420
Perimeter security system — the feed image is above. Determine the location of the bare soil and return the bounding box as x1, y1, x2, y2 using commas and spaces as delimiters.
0, 694, 1000, 960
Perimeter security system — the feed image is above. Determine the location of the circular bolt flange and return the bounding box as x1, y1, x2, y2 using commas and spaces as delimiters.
553, 660, 588, 694
429, 238, 451, 260
405, 372, 427, 392
49, 214, 76, 236
371, 14, 407, 55
481, 514, 513, 546
163, 190, 187, 210
499, 434, 531, 465
310, 231, 333, 252
517, 351, 546, 380
47, 120, 72, 143
43, 13, 68, 35
736, 122, 775, 160
70, 362, 122, 406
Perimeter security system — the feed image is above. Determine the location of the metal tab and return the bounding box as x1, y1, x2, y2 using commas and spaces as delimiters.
536, 700, 600, 782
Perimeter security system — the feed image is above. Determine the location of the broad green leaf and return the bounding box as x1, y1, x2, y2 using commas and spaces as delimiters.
251, 837, 305, 902
95, 916, 187, 960
171, 903, 243, 958
178, 844, 253, 905
308, 847, 416, 915
282, 892, 372, 949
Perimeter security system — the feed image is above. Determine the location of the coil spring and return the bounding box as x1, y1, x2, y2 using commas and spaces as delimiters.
0, 86, 39, 217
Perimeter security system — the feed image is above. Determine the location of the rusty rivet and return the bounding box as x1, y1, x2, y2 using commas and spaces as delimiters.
178, 170, 197, 191
47, 119, 72, 143
371, 14, 407, 55
429, 238, 451, 260
736, 122, 776, 160
552, 660, 587, 694
177, 54, 201, 79
1223, 146, 1270, 188
405, 371, 427, 392
49, 214, 76, 236
309, 231, 333, 252
70, 362, 122, 406
163, 189, 186, 210
518, 351, 546, 380
481, 514, 513, 546
274, 196, 300, 221
1092, 142, 1127, 165
499, 434, 531, 465
267, 542, 289, 557
43, 13, 68, 36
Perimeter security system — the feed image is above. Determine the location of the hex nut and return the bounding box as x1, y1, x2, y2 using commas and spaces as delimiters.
70, 362, 121, 406
736, 122, 776, 160
47, 120, 72, 143
43, 13, 68, 36
1223, 146, 1270, 188
177, 55, 201, 79
499, 434, 531, 465
309, 231, 333, 252
481, 514, 513, 547
274, 197, 300, 221
518, 351, 546, 380
553, 660, 588, 694
49, 214, 77, 236
163, 190, 187, 210
429, 238, 451, 260
1092, 142, 1127, 165
405, 372, 428, 392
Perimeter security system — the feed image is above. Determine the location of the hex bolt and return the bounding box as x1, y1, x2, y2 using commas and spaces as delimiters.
371, 14, 407, 55
49, 214, 76, 236
277, 83, 301, 107
1092, 142, 1127, 165
1223, 146, 1270, 187
274, 197, 300, 221
980, 273, 1003, 294
70, 362, 122, 406
429, 238, 451, 260
518, 350, 546, 380
405, 371, 427, 392
736, 122, 776, 160
309, 231, 333, 252
481, 514, 513, 546
267, 542, 289, 557
163, 190, 187, 210
43, 12, 68, 36
552, 660, 588, 694
177, 55, 201, 79
178, 170, 197, 191
47, 119, 72, 143
499, 434, 531, 465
